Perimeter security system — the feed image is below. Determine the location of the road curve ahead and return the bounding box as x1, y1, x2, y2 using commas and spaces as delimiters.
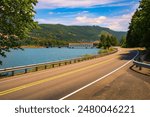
0, 48, 149, 100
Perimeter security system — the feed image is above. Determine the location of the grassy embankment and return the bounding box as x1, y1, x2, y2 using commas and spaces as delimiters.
98, 47, 115, 54
81, 47, 117, 60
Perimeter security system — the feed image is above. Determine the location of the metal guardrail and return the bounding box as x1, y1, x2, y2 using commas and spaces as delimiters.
133, 60, 150, 70
0, 57, 85, 76
133, 52, 150, 70
0, 48, 118, 77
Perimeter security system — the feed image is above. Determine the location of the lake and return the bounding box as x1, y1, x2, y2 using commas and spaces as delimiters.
0, 48, 99, 69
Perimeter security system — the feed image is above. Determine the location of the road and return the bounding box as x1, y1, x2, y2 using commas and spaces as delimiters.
0, 48, 150, 100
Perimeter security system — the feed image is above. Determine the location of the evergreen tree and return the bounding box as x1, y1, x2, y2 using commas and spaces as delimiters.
126, 0, 150, 49
126, 10, 141, 47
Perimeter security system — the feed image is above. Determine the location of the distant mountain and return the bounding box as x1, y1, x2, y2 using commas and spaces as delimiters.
30, 24, 126, 42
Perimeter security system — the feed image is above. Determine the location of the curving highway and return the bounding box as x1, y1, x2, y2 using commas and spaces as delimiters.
0, 48, 149, 100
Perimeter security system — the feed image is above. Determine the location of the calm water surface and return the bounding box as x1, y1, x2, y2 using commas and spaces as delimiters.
0, 48, 99, 69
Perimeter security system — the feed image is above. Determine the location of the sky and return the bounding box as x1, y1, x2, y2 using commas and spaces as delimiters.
35, 0, 140, 31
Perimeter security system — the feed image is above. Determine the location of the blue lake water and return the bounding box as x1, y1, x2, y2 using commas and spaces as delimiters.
0, 48, 99, 69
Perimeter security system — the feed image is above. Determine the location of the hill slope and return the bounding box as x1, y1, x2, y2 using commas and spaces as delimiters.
30, 24, 126, 42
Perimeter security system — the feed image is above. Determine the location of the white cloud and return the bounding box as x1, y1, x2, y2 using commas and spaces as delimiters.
35, 12, 134, 31
75, 11, 134, 31
76, 16, 107, 24
35, 18, 75, 25
35, 19, 56, 24
103, 12, 134, 31
99, 1, 137, 7
48, 12, 54, 15
36, 0, 122, 9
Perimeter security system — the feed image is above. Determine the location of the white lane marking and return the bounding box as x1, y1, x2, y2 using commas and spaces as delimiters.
59, 51, 139, 100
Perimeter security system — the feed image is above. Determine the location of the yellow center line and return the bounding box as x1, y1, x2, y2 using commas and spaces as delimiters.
0, 56, 119, 96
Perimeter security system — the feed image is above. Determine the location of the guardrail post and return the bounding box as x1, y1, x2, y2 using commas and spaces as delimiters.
45, 65, 47, 69
12, 71, 15, 76
25, 69, 28, 73
70, 61, 72, 64
35, 67, 38, 71
139, 66, 142, 70
59, 63, 61, 66
52, 64, 55, 68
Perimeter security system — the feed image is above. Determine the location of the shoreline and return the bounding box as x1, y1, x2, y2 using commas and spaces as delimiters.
21, 45, 44, 48
0, 48, 117, 70
0, 48, 117, 78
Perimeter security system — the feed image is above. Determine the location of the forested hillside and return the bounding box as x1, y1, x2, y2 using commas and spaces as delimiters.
30, 24, 126, 42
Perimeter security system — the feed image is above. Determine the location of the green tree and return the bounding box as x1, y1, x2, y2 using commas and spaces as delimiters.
99, 31, 118, 49
126, 10, 141, 47
126, 0, 150, 49
120, 36, 127, 47
105, 35, 111, 49
0, 0, 38, 64
99, 34, 105, 48
110, 35, 119, 46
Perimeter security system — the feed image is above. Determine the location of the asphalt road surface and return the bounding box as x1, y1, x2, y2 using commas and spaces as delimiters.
0, 48, 149, 100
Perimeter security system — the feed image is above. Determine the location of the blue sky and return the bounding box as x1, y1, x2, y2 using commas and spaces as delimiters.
35, 0, 140, 31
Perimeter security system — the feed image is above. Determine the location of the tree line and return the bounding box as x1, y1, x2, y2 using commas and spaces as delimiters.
126, 0, 150, 50
22, 37, 69, 47
31, 24, 126, 43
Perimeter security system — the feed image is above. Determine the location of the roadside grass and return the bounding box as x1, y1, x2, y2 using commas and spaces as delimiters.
21, 45, 44, 48
98, 47, 116, 54
81, 54, 93, 60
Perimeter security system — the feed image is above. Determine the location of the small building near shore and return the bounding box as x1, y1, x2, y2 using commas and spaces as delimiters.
69, 42, 94, 49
